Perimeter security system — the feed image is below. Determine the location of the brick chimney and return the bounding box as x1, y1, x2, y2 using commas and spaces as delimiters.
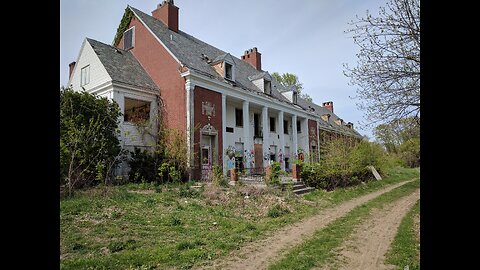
241, 47, 262, 71
69, 61, 76, 79
152, 0, 179, 32
322, 101, 333, 113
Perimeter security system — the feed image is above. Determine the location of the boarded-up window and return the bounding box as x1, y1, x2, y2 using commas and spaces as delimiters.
124, 27, 135, 50
124, 97, 150, 123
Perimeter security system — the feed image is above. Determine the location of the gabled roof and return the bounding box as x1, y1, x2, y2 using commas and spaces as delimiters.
86, 38, 159, 92
127, 6, 361, 137
129, 6, 290, 103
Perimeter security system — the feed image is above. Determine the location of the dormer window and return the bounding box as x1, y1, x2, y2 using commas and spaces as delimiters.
264, 80, 271, 95
123, 27, 135, 50
292, 92, 298, 104
224, 61, 234, 81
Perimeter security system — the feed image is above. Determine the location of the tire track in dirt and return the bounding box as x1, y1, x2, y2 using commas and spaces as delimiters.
198, 179, 417, 270
321, 189, 420, 270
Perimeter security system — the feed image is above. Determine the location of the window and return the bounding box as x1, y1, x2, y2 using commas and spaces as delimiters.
201, 148, 209, 165
225, 62, 233, 80
235, 108, 243, 127
264, 80, 271, 95
80, 65, 90, 86
124, 27, 135, 50
292, 92, 298, 104
297, 120, 301, 133
226, 127, 234, 133
124, 97, 150, 123
270, 117, 275, 132
283, 120, 288, 134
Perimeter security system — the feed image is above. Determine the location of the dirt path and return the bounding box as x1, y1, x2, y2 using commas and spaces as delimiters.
198, 179, 417, 270
322, 188, 420, 270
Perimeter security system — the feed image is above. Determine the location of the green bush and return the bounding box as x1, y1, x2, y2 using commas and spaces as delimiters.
267, 204, 290, 218
179, 185, 199, 198
212, 165, 228, 187
302, 139, 385, 191
128, 148, 162, 183
266, 161, 281, 186
60, 87, 122, 193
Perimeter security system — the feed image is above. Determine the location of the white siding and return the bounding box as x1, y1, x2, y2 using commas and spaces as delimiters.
68, 39, 112, 93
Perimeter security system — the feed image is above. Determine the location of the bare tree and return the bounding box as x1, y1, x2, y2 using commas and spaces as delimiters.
344, 0, 420, 126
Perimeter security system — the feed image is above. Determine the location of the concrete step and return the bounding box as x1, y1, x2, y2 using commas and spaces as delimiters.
293, 187, 316, 195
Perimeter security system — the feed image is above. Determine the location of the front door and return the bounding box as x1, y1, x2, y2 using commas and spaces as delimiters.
254, 143, 263, 175
201, 135, 213, 180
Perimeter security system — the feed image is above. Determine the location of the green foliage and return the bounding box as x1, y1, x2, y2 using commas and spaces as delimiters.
179, 185, 199, 198
128, 148, 163, 183
267, 204, 290, 218
60, 87, 122, 193
266, 162, 281, 186
113, 8, 133, 46
302, 139, 387, 190
374, 118, 420, 168
212, 165, 228, 187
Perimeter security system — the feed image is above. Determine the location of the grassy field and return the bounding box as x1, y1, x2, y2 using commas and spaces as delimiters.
385, 199, 421, 270
60, 167, 419, 269
268, 179, 420, 270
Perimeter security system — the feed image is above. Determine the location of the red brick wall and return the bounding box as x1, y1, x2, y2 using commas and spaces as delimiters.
117, 15, 186, 133
152, 4, 179, 32
192, 86, 223, 180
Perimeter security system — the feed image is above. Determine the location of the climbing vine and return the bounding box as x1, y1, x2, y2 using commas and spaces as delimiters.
112, 8, 134, 46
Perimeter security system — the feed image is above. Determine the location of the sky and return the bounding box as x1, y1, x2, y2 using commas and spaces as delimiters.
60, 0, 388, 140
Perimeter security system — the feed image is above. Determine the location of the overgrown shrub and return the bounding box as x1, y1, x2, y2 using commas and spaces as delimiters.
267, 204, 290, 218
128, 147, 162, 183
212, 165, 228, 187
399, 138, 420, 168
60, 87, 122, 194
302, 138, 386, 191
266, 161, 281, 186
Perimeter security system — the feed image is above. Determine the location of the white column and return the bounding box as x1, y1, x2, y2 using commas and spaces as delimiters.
185, 79, 195, 180
292, 114, 298, 160
316, 120, 321, 162
222, 94, 227, 174
242, 101, 251, 169
279, 111, 285, 171
262, 106, 269, 168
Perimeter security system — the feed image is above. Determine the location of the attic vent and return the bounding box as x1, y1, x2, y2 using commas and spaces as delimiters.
123, 27, 135, 50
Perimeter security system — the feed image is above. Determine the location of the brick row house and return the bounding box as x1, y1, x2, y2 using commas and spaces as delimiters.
67, 1, 363, 180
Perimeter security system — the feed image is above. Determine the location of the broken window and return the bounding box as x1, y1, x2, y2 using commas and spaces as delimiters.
225, 62, 233, 80
124, 97, 150, 123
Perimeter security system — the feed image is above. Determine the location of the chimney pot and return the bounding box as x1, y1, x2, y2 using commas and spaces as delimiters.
322, 101, 334, 113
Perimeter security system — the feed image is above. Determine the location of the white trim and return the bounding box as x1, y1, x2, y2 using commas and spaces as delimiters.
67, 38, 88, 87
129, 7, 182, 65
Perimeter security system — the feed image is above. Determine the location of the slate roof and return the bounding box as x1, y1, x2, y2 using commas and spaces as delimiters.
86, 38, 159, 92
127, 6, 361, 138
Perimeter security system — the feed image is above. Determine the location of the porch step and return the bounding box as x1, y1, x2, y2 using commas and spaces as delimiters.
282, 181, 315, 195
293, 187, 316, 195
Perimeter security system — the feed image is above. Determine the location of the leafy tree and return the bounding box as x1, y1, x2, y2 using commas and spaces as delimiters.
374, 117, 419, 154
344, 0, 420, 126
60, 87, 122, 194
271, 72, 312, 102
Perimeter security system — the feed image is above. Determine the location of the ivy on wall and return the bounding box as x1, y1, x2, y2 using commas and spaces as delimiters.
112, 8, 134, 47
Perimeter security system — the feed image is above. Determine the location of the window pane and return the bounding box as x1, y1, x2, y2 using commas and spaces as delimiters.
270, 117, 275, 132
283, 120, 288, 134
124, 28, 134, 50
235, 108, 243, 127
297, 120, 301, 133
